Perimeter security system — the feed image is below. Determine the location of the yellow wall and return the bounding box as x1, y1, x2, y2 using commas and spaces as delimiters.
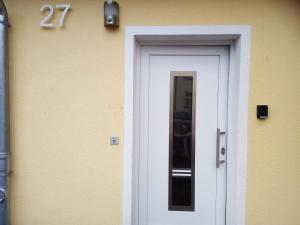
4, 0, 300, 224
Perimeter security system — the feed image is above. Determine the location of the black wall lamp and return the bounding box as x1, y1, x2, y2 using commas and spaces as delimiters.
104, 0, 119, 28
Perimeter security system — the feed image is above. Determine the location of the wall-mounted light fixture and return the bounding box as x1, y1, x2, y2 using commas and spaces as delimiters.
104, 0, 119, 28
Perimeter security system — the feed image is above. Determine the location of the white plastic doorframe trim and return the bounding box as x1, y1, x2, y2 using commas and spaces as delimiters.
123, 25, 251, 225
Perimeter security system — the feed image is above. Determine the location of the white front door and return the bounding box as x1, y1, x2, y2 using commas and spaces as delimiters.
136, 46, 229, 225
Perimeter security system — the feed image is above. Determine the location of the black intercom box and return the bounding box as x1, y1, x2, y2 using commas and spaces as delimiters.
257, 105, 268, 119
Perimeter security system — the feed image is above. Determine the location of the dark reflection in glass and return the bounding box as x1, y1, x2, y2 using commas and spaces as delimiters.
173, 76, 193, 169
172, 177, 192, 206
169, 74, 195, 211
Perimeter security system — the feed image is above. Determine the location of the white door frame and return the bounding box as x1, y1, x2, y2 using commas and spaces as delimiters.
123, 26, 251, 225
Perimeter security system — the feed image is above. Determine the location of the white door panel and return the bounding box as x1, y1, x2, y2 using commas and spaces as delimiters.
138, 46, 229, 225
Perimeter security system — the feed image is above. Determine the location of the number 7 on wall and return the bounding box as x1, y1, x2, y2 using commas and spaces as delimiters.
40, 4, 71, 28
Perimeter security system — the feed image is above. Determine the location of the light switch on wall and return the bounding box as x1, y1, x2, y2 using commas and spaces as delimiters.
110, 136, 119, 145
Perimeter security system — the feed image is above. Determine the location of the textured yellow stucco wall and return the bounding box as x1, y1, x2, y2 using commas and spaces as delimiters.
3, 0, 300, 224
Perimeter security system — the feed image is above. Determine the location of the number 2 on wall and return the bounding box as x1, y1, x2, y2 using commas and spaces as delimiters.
40, 4, 71, 28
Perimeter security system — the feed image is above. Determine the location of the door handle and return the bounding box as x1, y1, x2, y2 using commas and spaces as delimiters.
216, 128, 226, 168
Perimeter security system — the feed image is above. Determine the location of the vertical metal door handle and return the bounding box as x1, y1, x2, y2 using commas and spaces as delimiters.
216, 128, 226, 168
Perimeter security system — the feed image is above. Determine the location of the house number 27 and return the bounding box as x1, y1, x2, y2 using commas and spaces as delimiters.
40, 4, 71, 28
